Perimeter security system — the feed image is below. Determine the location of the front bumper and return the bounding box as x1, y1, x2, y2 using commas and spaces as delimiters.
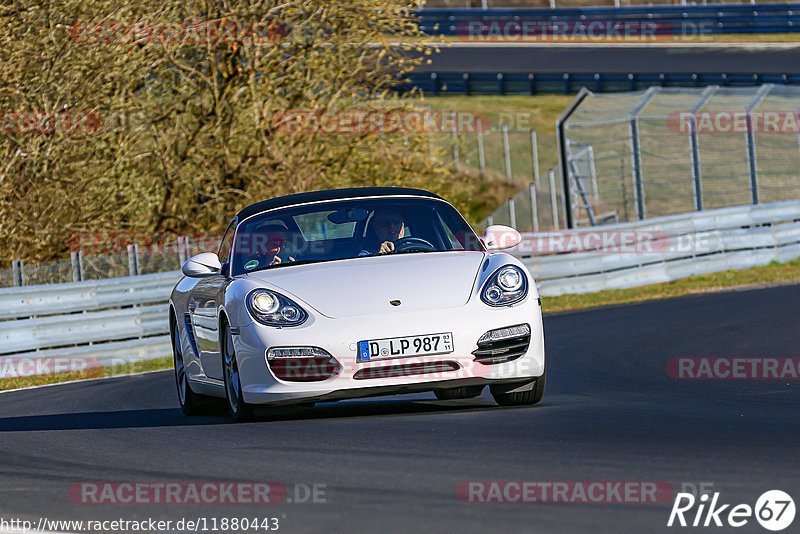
232, 296, 545, 405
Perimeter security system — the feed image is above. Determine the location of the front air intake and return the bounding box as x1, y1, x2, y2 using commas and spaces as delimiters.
353, 361, 460, 380
267, 347, 340, 382
472, 323, 531, 365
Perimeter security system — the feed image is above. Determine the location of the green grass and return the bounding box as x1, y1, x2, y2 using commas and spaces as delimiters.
423, 94, 571, 181
419, 94, 573, 227
541, 257, 800, 313
0, 356, 173, 391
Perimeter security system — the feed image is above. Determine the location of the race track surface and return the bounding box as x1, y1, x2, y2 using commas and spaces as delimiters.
1, 284, 799, 533
418, 43, 800, 74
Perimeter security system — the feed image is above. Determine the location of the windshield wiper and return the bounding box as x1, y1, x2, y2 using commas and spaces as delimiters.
393, 249, 438, 255
243, 258, 327, 274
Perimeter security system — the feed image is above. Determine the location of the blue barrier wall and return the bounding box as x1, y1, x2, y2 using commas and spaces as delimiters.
417, 3, 800, 35
401, 72, 799, 95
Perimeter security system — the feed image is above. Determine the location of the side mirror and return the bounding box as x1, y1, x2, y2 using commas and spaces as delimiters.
481, 225, 522, 251
182, 252, 222, 278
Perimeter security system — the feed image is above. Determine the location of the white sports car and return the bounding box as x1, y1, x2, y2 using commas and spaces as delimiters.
169, 187, 545, 420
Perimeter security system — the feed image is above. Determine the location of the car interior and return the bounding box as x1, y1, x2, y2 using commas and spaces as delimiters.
232, 200, 479, 274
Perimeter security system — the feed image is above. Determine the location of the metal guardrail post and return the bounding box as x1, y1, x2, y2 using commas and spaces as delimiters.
451, 111, 459, 167
509, 198, 517, 229
127, 244, 139, 277
549, 169, 560, 230
530, 183, 539, 232
530, 129, 540, 186
427, 112, 434, 162
71, 252, 82, 282
688, 86, 718, 212
178, 236, 188, 265
629, 118, 646, 221
588, 146, 598, 201
744, 84, 773, 205
689, 121, 703, 211
628, 87, 660, 221
12, 260, 24, 287
745, 120, 760, 205
477, 118, 486, 177
502, 123, 512, 181
556, 87, 590, 229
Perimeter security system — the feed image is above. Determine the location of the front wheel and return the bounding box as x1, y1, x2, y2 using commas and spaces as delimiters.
221, 323, 255, 421
491, 372, 546, 407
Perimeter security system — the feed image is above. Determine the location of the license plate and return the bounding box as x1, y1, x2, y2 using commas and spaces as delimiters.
357, 332, 454, 362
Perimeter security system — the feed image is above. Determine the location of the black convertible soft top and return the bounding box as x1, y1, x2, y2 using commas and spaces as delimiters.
235, 187, 443, 221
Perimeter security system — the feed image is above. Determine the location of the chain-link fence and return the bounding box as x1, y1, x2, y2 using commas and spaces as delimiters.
558, 85, 800, 227
427, 121, 568, 232
429, 124, 540, 184
479, 85, 800, 232
1, 235, 219, 289
481, 168, 566, 232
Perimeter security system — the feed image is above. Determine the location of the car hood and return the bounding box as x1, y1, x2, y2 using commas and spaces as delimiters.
244, 251, 486, 319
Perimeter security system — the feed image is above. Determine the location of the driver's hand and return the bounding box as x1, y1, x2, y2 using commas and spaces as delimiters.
379, 241, 395, 254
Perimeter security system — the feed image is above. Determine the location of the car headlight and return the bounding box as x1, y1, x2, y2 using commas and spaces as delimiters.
247, 289, 308, 326
481, 265, 528, 306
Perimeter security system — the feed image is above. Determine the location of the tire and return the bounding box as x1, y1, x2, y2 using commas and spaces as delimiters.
172, 316, 216, 416
221, 322, 255, 421
490, 372, 546, 407
434, 385, 484, 400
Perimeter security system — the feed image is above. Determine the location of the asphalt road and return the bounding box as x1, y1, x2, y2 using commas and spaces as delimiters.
418, 43, 800, 74
1, 284, 799, 533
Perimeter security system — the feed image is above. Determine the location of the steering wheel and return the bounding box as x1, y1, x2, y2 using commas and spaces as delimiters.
393, 237, 436, 253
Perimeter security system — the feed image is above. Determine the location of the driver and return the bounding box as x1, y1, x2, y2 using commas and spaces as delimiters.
246, 224, 294, 269
360, 209, 405, 255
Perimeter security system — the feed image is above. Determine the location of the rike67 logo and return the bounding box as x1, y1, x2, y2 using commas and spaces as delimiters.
668, 490, 795, 531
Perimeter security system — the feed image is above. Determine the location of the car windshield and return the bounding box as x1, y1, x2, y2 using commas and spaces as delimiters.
231, 197, 483, 275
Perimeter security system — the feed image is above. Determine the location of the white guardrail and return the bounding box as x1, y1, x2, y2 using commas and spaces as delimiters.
0, 272, 181, 379
521, 200, 800, 296
1, 199, 799, 378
